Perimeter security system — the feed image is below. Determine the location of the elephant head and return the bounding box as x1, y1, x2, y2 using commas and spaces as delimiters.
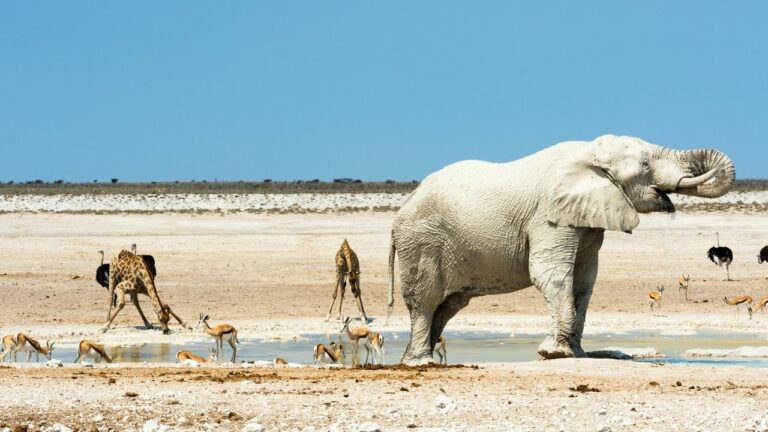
548, 135, 735, 233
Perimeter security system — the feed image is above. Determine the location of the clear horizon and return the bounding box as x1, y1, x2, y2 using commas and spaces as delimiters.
2, 2, 766, 182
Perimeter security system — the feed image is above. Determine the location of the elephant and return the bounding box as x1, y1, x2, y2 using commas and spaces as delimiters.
386, 134, 735, 365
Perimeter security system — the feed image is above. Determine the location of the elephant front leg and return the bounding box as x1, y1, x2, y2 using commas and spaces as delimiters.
529, 227, 580, 359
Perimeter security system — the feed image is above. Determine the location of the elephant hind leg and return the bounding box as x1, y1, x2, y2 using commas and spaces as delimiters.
430, 293, 471, 351
402, 303, 437, 366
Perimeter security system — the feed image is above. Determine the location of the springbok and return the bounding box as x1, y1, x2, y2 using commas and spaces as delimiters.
648, 284, 664, 314
74, 340, 113, 364
752, 296, 768, 314
678, 275, 691, 301
176, 347, 216, 364
434, 336, 447, 364
313, 341, 344, 365
340, 316, 370, 363
1, 335, 16, 362
197, 313, 239, 362
723, 296, 753, 319
14, 333, 54, 362
363, 332, 385, 365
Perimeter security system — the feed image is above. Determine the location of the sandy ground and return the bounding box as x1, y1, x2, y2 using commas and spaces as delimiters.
2, 209, 768, 431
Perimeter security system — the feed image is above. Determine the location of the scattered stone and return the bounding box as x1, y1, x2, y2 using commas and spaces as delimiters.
241, 420, 264, 432
46, 425, 72, 432
81, 361, 94, 368
46, 359, 63, 368
435, 394, 456, 414
108, 378, 116, 384
91, 414, 104, 423
124, 392, 139, 398
301, 427, 317, 432
142, 420, 168, 432
598, 410, 607, 416
355, 422, 381, 432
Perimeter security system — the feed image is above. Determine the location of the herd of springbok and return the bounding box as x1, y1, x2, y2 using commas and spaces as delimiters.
0, 239, 447, 367
646, 239, 768, 318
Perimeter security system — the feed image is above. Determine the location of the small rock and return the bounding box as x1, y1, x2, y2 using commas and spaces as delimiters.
435, 394, 456, 413
182, 359, 200, 367
142, 420, 168, 432
355, 423, 381, 432
598, 410, 607, 416
81, 361, 94, 368
241, 420, 265, 432
48, 425, 73, 432
302, 427, 317, 432
91, 414, 104, 422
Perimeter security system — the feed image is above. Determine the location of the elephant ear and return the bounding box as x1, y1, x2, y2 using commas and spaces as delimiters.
547, 153, 639, 233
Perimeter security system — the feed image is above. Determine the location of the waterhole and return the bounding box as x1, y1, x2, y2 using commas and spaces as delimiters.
36, 329, 768, 367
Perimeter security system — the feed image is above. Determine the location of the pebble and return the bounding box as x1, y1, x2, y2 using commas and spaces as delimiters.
91, 414, 104, 422
355, 422, 381, 432
241, 420, 265, 432
142, 419, 169, 432
45, 425, 73, 432
435, 394, 456, 414
46, 359, 63, 367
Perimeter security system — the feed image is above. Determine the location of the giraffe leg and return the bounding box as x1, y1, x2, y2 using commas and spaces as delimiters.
131, 294, 153, 329
327, 272, 344, 321
350, 279, 369, 323
102, 284, 129, 333
337, 279, 347, 320
167, 307, 189, 329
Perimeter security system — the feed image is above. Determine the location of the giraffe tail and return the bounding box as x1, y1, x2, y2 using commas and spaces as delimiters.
386, 231, 396, 323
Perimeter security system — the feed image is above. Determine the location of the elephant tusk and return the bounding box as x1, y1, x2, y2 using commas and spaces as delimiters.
677, 166, 720, 189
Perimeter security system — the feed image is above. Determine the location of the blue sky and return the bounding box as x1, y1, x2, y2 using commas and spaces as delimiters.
1, 2, 766, 182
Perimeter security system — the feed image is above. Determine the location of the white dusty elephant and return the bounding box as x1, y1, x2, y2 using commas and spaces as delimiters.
387, 135, 734, 364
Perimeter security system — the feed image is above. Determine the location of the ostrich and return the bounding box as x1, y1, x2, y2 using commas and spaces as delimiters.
95, 246, 158, 327
707, 232, 734, 281
758, 246, 768, 264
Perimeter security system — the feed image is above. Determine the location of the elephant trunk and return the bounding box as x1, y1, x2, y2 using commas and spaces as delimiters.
661, 148, 735, 198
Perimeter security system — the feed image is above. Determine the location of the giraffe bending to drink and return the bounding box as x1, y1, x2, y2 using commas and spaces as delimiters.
327, 239, 369, 322
102, 250, 187, 334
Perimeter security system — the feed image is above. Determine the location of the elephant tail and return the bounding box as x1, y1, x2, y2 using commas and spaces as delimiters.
386, 231, 396, 323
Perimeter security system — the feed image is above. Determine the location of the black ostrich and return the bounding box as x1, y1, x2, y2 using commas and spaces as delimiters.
95, 245, 158, 327
707, 232, 734, 281
759, 246, 768, 264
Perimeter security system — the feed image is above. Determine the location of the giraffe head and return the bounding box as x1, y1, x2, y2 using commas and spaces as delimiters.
159, 305, 172, 334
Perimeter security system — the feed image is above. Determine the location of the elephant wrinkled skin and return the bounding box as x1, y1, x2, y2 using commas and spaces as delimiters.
387, 135, 735, 365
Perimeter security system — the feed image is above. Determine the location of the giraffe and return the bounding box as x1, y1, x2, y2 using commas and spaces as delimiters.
326, 239, 369, 322
102, 250, 187, 334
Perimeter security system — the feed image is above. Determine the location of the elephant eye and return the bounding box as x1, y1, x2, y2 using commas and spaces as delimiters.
641, 159, 650, 169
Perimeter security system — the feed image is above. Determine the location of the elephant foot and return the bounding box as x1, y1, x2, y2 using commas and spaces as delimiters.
400, 352, 436, 366
537, 336, 575, 360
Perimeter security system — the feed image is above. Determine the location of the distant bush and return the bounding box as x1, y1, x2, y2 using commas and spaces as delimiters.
111, 178, 118, 184
263, 179, 272, 183
54, 179, 64, 184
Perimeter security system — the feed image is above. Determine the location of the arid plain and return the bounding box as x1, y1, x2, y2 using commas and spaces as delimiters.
2, 190, 768, 431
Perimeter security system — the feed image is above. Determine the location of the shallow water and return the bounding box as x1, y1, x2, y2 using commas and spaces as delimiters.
29, 329, 768, 367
